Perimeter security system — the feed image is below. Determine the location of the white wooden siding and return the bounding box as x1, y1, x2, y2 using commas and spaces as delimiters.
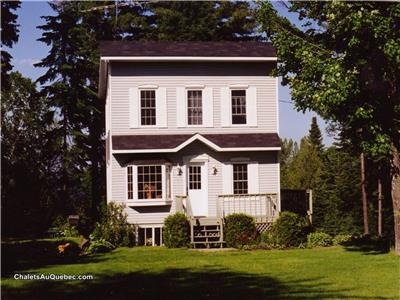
110, 62, 277, 134
109, 143, 279, 224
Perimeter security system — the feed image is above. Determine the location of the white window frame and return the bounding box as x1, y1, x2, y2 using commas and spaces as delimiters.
221, 85, 257, 127
126, 164, 172, 204
186, 89, 204, 127
232, 163, 249, 195
222, 159, 259, 195
231, 89, 247, 126
139, 88, 157, 128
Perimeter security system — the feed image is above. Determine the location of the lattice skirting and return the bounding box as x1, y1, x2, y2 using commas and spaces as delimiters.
256, 222, 273, 233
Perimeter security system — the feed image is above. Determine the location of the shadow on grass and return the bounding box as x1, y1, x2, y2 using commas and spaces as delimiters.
1, 267, 390, 300
342, 236, 391, 255
1, 239, 108, 277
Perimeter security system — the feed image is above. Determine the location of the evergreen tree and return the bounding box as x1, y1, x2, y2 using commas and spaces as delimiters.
148, 1, 260, 41
1, 0, 20, 91
280, 138, 299, 189
313, 147, 362, 235
284, 138, 323, 190
308, 117, 324, 154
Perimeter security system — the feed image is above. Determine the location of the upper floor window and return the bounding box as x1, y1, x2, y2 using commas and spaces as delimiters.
233, 163, 248, 194
140, 90, 156, 126
231, 90, 246, 124
187, 90, 203, 125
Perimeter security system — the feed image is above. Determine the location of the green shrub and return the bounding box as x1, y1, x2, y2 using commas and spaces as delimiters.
225, 213, 257, 248
163, 213, 190, 248
86, 239, 114, 254
89, 203, 135, 248
51, 216, 79, 238
271, 212, 311, 248
332, 234, 353, 245
307, 232, 333, 248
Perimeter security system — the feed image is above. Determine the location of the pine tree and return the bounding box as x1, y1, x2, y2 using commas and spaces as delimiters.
285, 138, 323, 190
148, 1, 260, 41
313, 146, 362, 235
1, 1, 20, 91
308, 117, 324, 154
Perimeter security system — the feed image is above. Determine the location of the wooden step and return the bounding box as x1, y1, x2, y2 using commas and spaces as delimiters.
191, 217, 222, 226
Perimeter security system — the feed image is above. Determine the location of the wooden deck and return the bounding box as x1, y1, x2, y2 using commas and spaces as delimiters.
176, 193, 278, 247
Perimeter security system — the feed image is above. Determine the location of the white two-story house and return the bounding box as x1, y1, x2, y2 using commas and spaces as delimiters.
98, 41, 281, 246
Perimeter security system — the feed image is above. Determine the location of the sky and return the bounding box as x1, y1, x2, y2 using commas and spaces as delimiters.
8, 1, 334, 146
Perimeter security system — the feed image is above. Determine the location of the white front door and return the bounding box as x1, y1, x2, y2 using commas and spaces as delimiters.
187, 163, 208, 217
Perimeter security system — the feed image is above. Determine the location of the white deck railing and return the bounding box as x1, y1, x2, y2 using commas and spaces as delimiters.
218, 193, 278, 223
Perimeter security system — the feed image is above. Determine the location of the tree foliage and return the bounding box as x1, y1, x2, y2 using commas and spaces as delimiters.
259, 1, 400, 254
1, 0, 20, 91
1, 72, 56, 235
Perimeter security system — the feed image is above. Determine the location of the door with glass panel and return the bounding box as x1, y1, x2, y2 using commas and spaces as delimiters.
187, 163, 207, 216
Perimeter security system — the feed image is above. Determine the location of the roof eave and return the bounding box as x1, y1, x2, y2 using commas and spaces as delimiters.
100, 56, 277, 62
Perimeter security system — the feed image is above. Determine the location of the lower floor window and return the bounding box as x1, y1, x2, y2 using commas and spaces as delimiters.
138, 165, 162, 199
138, 227, 163, 246
233, 163, 248, 194
127, 164, 171, 201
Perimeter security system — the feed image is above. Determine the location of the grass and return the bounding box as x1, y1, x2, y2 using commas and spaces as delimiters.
1, 239, 399, 300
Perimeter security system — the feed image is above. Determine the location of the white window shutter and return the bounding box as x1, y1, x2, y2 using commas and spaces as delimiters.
129, 87, 139, 128
203, 87, 213, 127
248, 162, 259, 193
222, 163, 233, 194
176, 87, 186, 127
220, 87, 231, 127
247, 87, 257, 126
156, 87, 167, 128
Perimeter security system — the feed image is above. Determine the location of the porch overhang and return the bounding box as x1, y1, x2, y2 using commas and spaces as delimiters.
111, 133, 281, 154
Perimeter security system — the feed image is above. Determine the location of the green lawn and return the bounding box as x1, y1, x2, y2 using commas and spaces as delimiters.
1, 239, 399, 300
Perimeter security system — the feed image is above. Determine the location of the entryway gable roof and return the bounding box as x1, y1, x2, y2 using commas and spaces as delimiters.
112, 133, 281, 153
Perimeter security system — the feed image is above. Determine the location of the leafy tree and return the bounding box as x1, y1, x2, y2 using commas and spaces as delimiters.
308, 116, 324, 154
259, 1, 400, 254
1, 72, 56, 236
1, 0, 20, 91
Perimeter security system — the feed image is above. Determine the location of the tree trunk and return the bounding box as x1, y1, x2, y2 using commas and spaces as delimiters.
360, 152, 369, 235
391, 145, 400, 256
378, 173, 382, 237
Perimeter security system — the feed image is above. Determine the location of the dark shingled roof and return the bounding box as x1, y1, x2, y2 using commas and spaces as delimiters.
112, 133, 280, 151
100, 41, 276, 57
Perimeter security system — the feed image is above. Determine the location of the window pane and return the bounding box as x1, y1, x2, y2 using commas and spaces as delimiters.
140, 90, 156, 125
231, 90, 246, 125
127, 166, 133, 199
188, 165, 201, 190
137, 165, 162, 200
233, 163, 248, 194
187, 90, 203, 125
